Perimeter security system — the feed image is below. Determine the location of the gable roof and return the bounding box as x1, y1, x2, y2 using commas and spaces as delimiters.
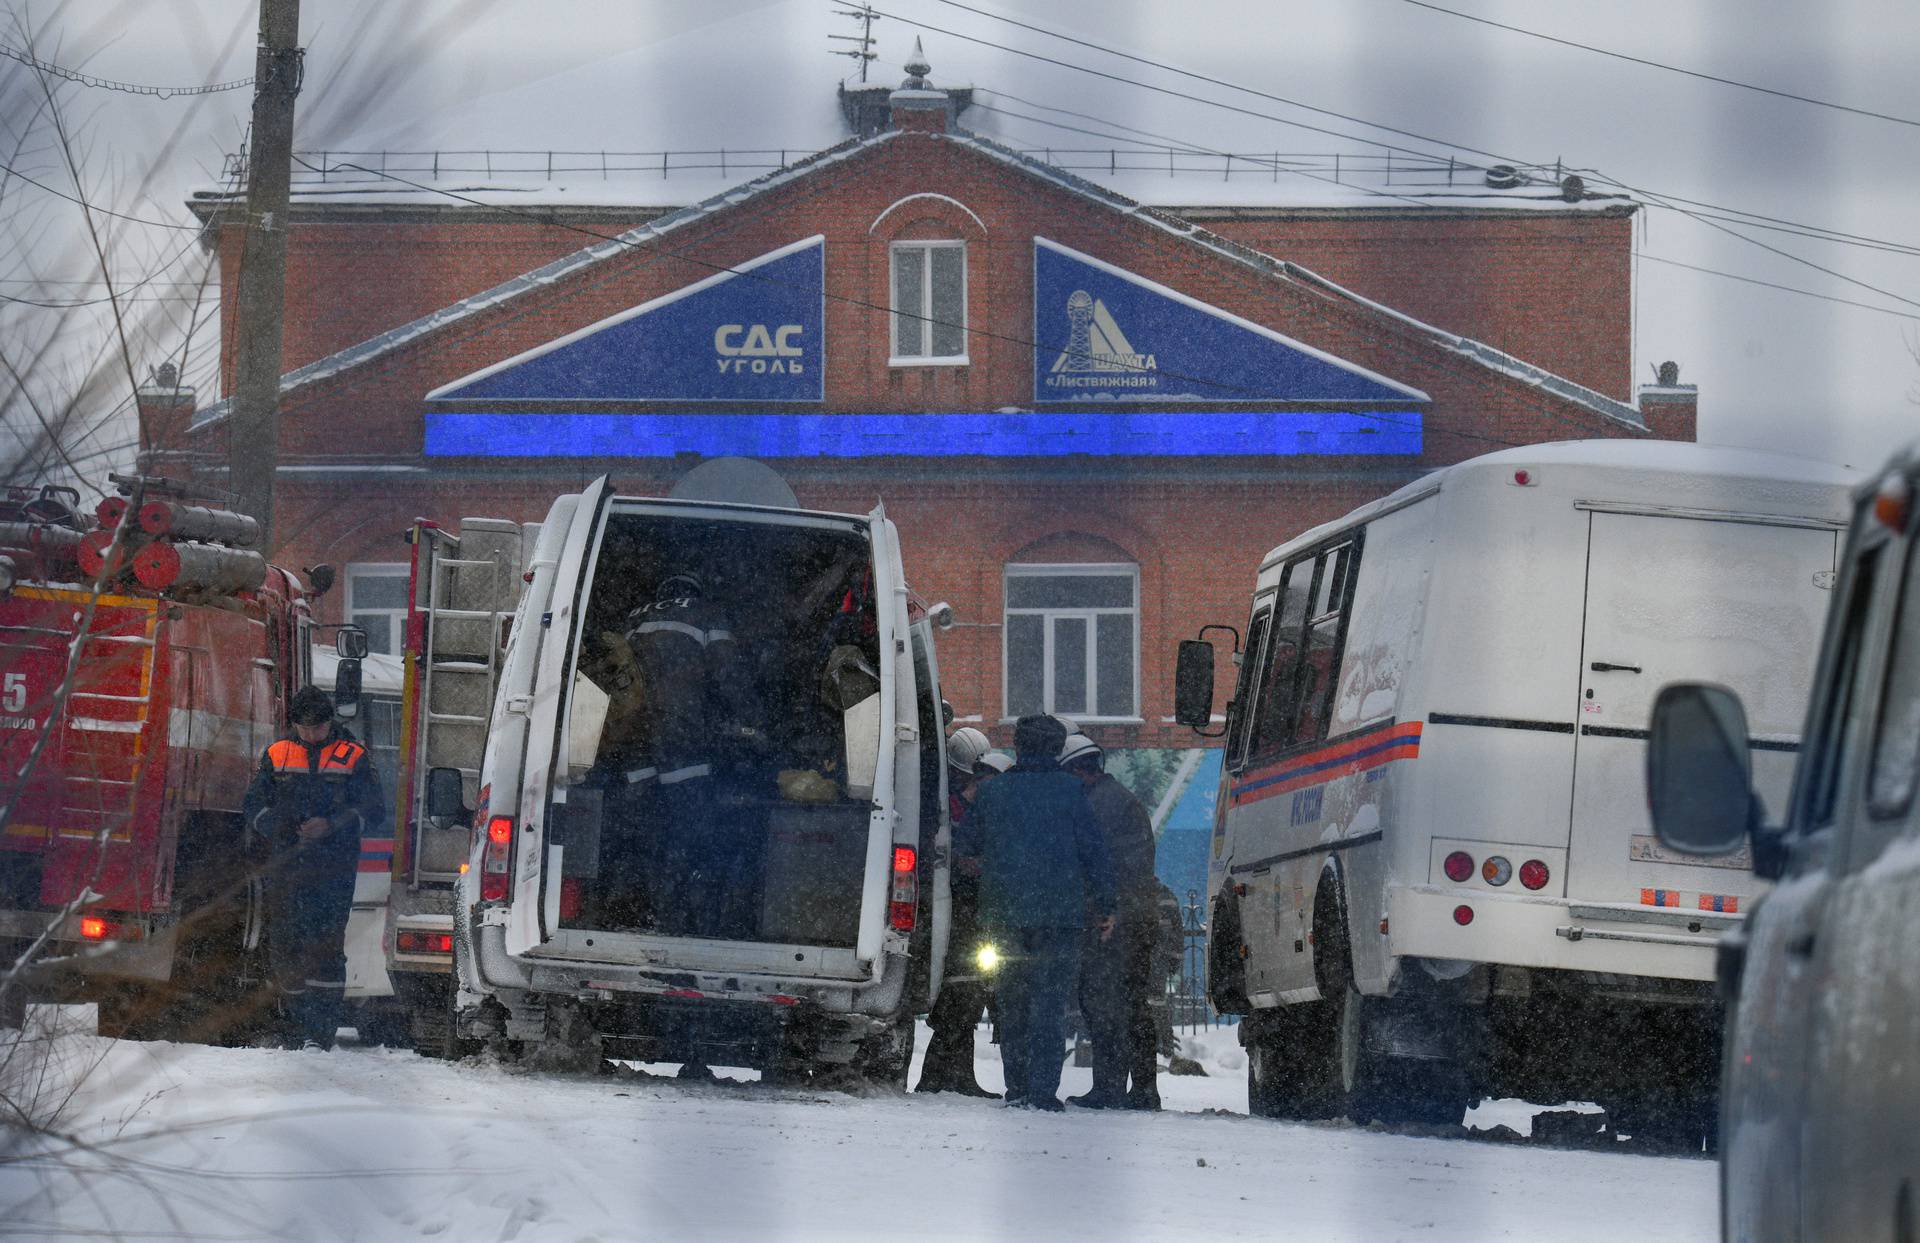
193, 124, 1644, 434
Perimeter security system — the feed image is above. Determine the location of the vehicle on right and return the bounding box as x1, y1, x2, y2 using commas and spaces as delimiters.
1648, 444, 1920, 1242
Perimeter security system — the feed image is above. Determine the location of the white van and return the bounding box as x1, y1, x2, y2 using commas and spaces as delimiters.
446, 478, 949, 1082
1647, 445, 1920, 1237
1173, 439, 1854, 1137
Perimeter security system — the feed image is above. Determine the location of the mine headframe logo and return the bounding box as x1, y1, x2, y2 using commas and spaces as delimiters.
715, 323, 805, 375
1047, 290, 1157, 389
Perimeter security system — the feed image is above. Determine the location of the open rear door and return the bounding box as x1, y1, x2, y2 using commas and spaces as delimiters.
505, 476, 613, 958
853, 505, 915, 968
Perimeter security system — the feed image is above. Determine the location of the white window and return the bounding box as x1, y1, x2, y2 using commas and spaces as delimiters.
889, 240, 968, 364
346, 563, 409, 656
1004, 563, 1139, 721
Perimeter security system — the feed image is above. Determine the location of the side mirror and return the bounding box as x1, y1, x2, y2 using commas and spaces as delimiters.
332, 657, 363, 720
1647, 682, 1753, 857
307, 563, 337, 597
426, 766, 467, 823
1174, 640, 1216, 729
335, 625, 369, 660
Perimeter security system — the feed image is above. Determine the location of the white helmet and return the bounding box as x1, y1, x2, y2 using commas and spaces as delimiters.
946, 726, 992, 774
1059, 733, 1101, 768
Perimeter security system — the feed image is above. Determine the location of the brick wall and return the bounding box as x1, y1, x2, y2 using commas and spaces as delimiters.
202, 130, 1660, 754
1196, 211, 1635, 401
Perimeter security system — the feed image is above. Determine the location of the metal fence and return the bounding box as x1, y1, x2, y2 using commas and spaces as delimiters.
1170, 887, 1226, 1035
229, 147, 1585, 194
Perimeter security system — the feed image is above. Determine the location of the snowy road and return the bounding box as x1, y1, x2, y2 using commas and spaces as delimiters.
3, 1016, 1716, 1242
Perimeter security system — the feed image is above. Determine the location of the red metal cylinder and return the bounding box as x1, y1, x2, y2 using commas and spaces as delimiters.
131, 540, 267, 595
136, 501, 260, 547
75, 529, 140, 580
96, 497, 128, 528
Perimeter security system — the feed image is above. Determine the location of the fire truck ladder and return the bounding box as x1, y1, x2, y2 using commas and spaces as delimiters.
409, 520, 522, 887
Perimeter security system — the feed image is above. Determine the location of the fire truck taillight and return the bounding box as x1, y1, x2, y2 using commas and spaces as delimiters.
481, 816, 514, 902
888, 845, 917, 932
396, 931, 454, 955
79, 916, 108, 940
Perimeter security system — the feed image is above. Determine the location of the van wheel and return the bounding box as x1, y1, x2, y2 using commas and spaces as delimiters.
1321, 916, 1467, 1128
852, 1018, 914, 1091
1245, 1005, 1340, 1120
1207, 895, 1250, 1014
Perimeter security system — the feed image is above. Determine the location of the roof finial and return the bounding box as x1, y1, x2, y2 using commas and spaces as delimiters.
902, 36, 932, 88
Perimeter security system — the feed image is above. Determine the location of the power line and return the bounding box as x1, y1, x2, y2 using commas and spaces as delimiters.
920, 0, 1526, 165
884, 4, 1920, 313
977, 83, 1920, 331
1637, 253, 1920, 322
1400, 0, 1920, 131
0, 158, 204, 230
860, 2, 1526, 168
0, 41, 254, 98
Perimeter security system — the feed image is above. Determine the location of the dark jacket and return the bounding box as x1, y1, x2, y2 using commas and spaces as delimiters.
1085, 773, 1157, 922
241, 725, 384, 865
974, 758, 1116, 931
625, 592, 761, 771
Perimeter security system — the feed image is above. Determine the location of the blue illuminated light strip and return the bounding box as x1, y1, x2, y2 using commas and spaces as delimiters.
423, 411, 1422, 458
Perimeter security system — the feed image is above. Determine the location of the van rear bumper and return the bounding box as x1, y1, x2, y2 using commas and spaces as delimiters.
1387, 884, 1721, 983
471, 922, 906, 1017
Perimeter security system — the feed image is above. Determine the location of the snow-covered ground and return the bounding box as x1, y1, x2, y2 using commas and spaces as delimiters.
2, 1011, 1715, 1242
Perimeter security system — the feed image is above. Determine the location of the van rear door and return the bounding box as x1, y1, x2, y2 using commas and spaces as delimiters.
854, 504, 913, 968
505, 476, 613, 958
1568, 509, 1838, 911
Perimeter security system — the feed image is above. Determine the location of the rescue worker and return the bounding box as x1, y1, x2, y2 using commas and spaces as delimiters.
241, 685, 384, 1051
624, 571, 763, 938
915, 728, 1007, 1097
972, 715, 1115, 1111
1059, 734, 1162, 1111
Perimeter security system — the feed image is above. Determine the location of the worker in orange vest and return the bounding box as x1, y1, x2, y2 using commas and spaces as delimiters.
242, 686, 384, 1050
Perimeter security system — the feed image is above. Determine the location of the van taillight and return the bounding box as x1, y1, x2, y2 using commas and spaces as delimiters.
481, 816, 514, 902
1443, 851, 1474, 883
1519, 859, 1550, 891
889, 845, 917, 932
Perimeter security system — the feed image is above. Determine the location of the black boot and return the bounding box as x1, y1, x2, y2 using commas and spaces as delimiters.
950, 1077, 1001, 1099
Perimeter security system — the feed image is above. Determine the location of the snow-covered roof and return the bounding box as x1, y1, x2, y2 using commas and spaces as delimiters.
190, 0, 1623, 218
191, 121, 1645, 436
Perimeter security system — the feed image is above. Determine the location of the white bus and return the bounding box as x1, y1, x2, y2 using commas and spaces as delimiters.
1173, 439, 1854, 1139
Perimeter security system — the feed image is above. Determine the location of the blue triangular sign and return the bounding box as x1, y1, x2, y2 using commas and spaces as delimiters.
430, 236, 824, 403
1032, 238, 1426, 405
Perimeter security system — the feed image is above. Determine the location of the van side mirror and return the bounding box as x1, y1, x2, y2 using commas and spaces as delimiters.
426, 767, 468, 823
332, 657, 363, 720
1647, 682, 1753, 857
335, 625, 369, 660
1174, 640, 1216, 729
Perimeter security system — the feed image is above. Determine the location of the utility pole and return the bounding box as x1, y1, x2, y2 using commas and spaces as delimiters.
228, 0, 302, 552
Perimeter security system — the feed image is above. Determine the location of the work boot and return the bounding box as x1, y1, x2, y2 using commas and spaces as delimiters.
948, 1078, 1001, 1099
1123, 1085, 1162, 1112
1067, 1089, 1124, 1109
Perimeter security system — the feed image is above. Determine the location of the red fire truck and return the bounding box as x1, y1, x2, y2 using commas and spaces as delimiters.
0, 478, 353, 1042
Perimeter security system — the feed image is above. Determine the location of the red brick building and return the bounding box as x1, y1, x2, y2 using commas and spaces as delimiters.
146, 64, 1694, 867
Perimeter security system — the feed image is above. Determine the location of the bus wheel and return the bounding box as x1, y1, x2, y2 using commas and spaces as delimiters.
1246, 1004, 1340, 1120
